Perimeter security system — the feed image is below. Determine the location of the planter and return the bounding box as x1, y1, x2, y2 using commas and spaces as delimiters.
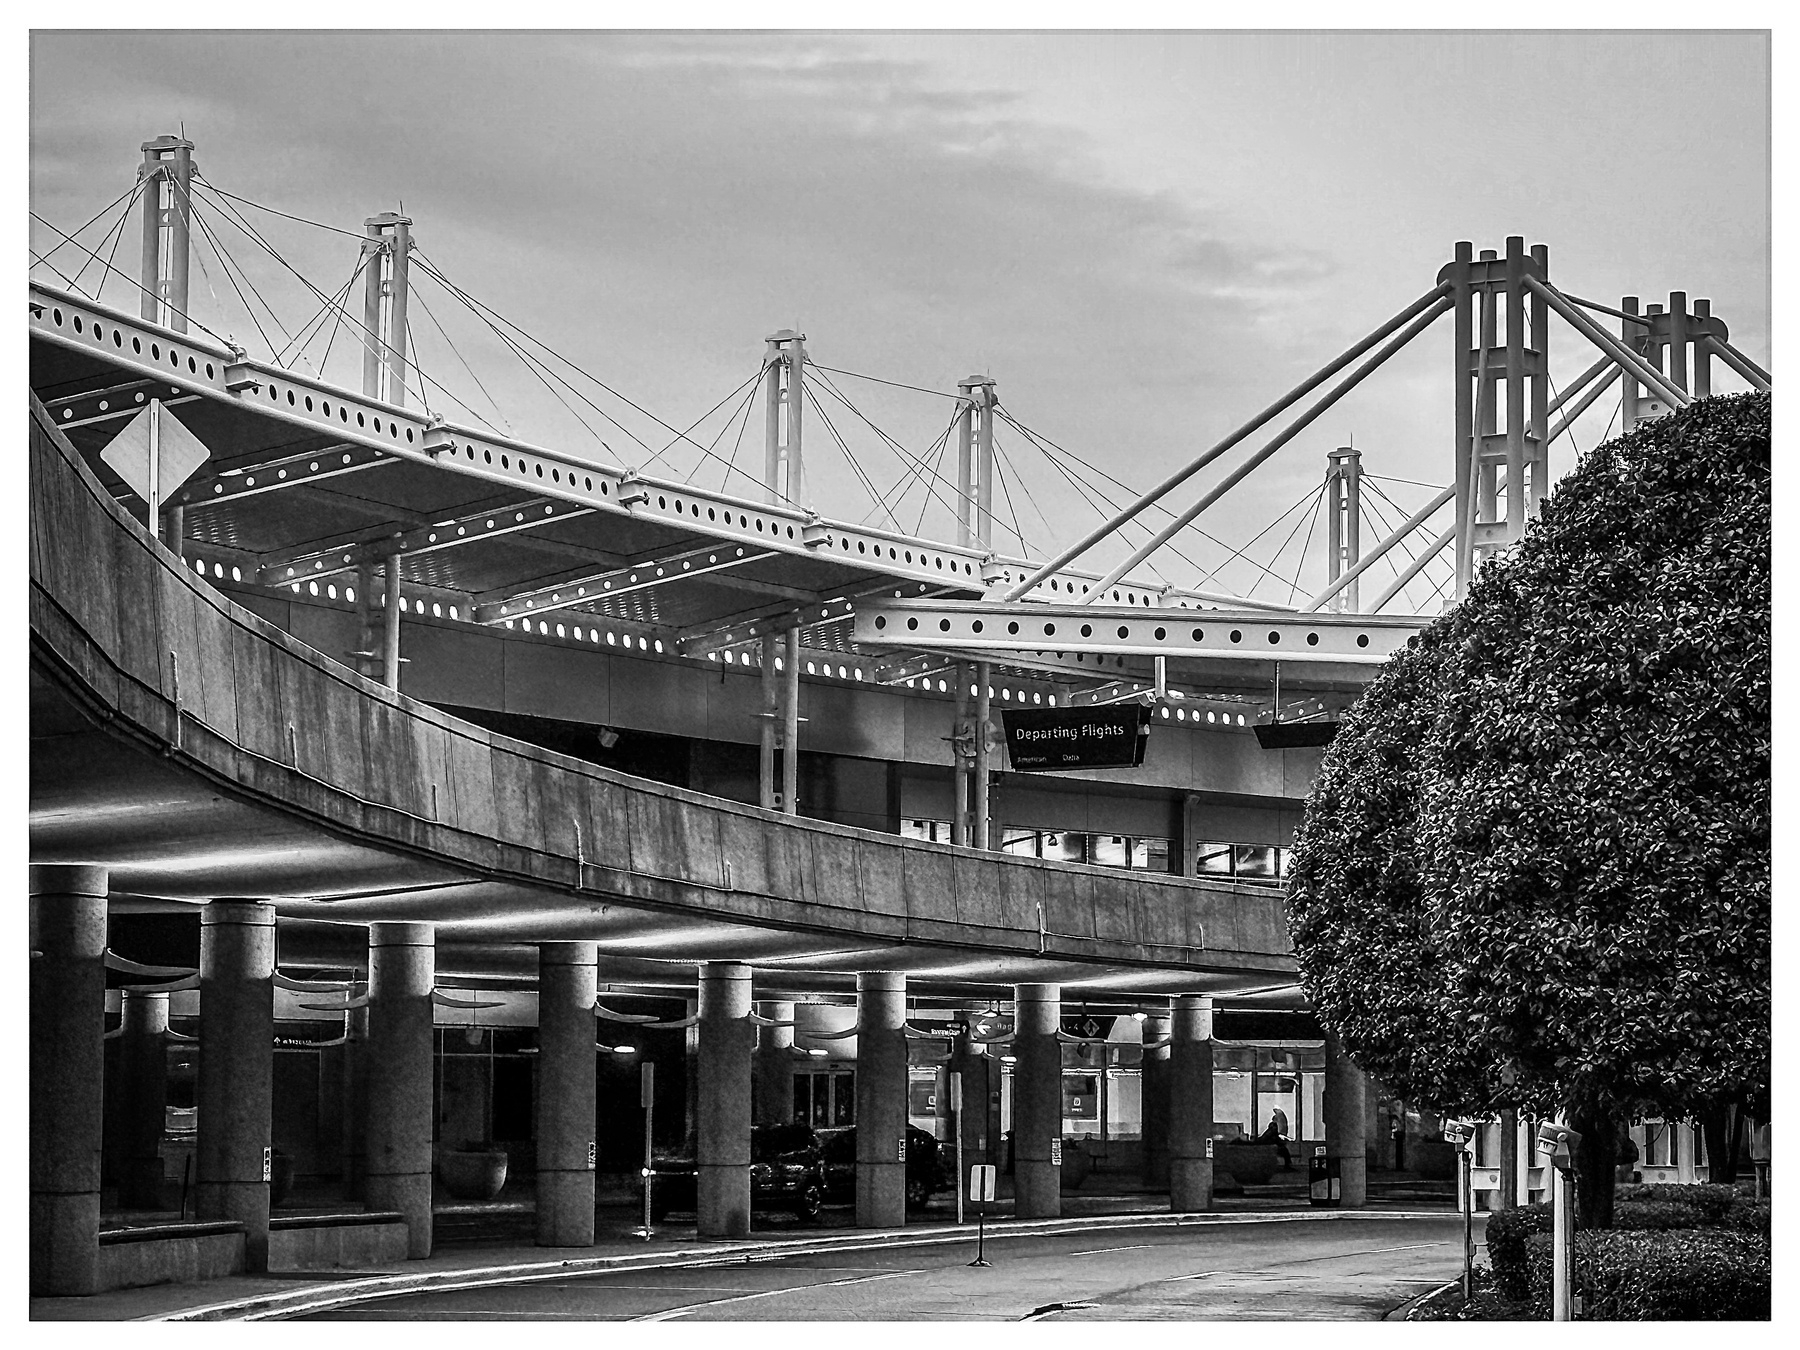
1060, 1141, 1093, 1190
438, 1149, 509, 1201
269, 1151, 295, 1208
1219, 1143, 1279, 1186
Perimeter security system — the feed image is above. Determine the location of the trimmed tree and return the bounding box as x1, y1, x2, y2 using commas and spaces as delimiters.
1287, 392, 1769, 1226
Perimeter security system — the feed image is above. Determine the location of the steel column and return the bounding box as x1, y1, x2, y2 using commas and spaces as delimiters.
973, 661, 992, 850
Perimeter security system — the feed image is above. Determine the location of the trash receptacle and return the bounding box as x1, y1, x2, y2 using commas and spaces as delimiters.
1309, 1153, 1341, 1207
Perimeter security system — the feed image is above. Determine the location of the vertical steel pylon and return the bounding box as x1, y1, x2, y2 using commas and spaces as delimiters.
1444, 237, 1550, 599
1325, 446, 1362, 612
360, 212, 413, 407
138, 135, 195, 333
762, 329, 807, 505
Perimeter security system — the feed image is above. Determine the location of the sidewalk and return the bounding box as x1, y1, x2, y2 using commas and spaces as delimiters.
33, 1200, 1455, 1322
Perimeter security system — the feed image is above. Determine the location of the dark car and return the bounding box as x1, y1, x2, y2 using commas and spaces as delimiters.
817, 1124, 942, 1210
643, 1122, 826, 1222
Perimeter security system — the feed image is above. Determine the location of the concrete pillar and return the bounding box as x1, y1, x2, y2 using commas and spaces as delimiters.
195, 900, 276, 1272
753, 1000, 797, 1125
1140, 1010, 1171, 1189
1325, 1032, 1369, 1208
117, 992, 171, 1209
1012, 983, 1061, 1218
29, 864, 108, 1297
366, 922, 435, 1257
537, 942, 597, 1247
340, 988, 369, 1201
855, 973, 908, 1227
1169, 996, 1214, 1212
696, 962, 753, 1237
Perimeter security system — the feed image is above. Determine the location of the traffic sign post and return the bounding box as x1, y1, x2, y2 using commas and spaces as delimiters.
637, 1061, 655, 1239
949, 1071, 965, 1226
968, 1163, 996, 1266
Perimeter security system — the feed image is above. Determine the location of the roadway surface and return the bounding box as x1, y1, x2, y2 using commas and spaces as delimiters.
296, 1215, 1465, 1321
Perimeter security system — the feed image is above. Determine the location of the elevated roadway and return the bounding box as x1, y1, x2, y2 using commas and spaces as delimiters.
31, 399, 1297, 999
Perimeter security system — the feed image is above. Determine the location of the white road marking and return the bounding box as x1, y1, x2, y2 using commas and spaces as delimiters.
1068, 1244, 1155, 1256
1161, 1242, 1450, 1283
629, 1268, 924, 1321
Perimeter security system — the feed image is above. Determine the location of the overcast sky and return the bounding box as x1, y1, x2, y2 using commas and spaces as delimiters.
28, 29, 1770, 608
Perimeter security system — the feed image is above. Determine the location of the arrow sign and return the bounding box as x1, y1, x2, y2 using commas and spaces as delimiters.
101, 400, 210, 534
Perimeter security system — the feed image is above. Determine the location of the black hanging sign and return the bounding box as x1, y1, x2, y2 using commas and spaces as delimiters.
1001, 705, 1151, 772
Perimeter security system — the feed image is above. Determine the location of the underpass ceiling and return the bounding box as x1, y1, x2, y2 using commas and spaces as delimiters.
30, 666, 1301, 1007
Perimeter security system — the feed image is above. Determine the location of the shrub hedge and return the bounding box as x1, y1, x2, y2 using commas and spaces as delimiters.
1612, 1182, 1739, 1220
1524, 1229, 1771, 1320
1484, 1203, 1552, 1300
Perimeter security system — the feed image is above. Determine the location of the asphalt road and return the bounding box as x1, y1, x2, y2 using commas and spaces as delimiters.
297, 1215, 1467, 1321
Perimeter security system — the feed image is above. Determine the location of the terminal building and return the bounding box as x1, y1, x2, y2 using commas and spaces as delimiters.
29, 135, 1746, 1296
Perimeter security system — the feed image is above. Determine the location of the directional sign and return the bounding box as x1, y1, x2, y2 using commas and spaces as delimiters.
1002, 705, 1150, 772
100, 399, 210, 505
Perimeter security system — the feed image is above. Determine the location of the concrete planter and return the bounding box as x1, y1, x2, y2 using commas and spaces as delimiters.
438, 1149, 509, 1200
1059, 1141, 1093, 1190
1218, 1143, 1279, 1185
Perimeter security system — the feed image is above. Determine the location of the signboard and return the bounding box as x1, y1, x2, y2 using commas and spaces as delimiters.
897, 1135, 909, 1163
640, 1061, 655, 1107
586, 1140, 597, 1171
970, 1164, 997, 1202
1001, 706, 1150, 772
101, 400, 210, 505
1049, 1138, 1063, 1166
262, 1146, 273, 1182
1061, 1013, 1116, 1040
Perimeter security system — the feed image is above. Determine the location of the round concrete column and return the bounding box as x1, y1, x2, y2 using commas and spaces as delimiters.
341, 989, 369, 1201
1012, 983, 1062, 1219
1169, 995, 1215, 1212
536, 942, 598, 1247
753, 1000, 797, 1125
1140, 1010, 1172, 1190
29, 863, 108, 1297
696, 962, 753, 1237
366, 922, 435, 1257
1325, 1032, 1369, 1208
854, 973, 907, 1228
118, 991, 171, 1209
195, 900, 276, 1272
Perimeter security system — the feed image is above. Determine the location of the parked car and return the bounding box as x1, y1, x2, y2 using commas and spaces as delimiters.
817, 1124, 942, 1209
642, 1122, 826, 1222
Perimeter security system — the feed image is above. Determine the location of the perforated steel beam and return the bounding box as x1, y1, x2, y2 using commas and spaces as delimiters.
256, 495, 594, 586
854, 599, 1423, 665
174, 443, 396, 508
474, 543, 776, 623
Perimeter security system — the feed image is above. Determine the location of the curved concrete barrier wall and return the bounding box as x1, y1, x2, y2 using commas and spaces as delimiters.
29, 401, 1293, 975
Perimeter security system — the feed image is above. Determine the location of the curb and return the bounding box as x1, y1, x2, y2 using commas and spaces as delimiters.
148, 1208, 1454, 1321
1388, 1277, 1460, 1321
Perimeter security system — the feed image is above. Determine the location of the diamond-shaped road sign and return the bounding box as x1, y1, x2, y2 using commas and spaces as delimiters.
100, 400, 210, 504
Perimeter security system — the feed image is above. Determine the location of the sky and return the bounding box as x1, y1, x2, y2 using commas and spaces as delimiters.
26, 26, 1772, 610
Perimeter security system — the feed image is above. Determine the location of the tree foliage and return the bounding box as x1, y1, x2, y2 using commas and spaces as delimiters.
1287, 394, 1769, 1144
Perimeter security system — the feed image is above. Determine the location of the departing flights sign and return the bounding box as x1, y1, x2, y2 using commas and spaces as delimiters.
1001, 705, 1151, 772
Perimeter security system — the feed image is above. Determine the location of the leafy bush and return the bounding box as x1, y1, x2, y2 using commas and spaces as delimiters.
1613, 1182, 1739, 1220
1484, 1202, 1552, 1300
1525, 1228, 1770, 1320
1612, 1200, 1709, 1231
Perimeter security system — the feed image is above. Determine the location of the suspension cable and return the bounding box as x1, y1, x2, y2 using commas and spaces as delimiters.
67, 181, 144, 297
801, 383, 905, 532
806, 363, 963, 400
27, 210, 232, 345
191, 177, 368, 239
